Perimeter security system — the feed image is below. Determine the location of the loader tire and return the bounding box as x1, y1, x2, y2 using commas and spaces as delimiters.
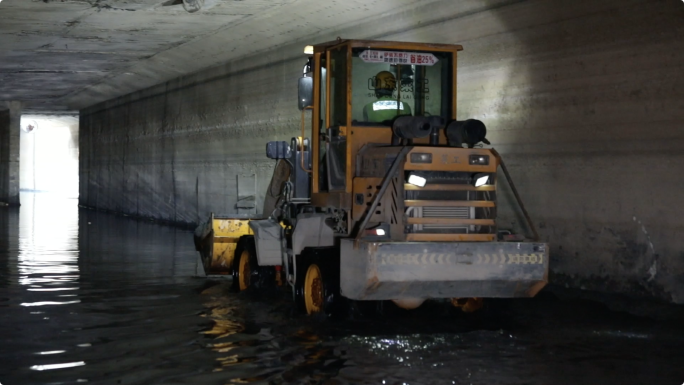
304, 263, 325, 315
295, 247, 341, 316
232, 236, 257, 292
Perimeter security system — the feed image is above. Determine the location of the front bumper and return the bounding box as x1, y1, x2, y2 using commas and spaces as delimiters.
340, 239, 549, 300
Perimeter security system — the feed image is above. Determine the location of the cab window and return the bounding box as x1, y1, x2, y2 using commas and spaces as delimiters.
325, 46, 348, 191
351, 48, 453, 125
329, 47, 348, 128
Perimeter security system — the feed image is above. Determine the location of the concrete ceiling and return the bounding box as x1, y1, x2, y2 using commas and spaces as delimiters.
0, 0, 439, 114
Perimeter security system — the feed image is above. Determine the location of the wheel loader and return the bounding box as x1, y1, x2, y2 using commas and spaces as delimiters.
194, 39, 549, 315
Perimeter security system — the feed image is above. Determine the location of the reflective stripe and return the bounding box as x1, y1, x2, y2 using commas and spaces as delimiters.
372, 100, 404, 111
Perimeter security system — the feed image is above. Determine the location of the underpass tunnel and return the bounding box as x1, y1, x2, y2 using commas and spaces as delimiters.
1, 1, 684, 383
68, 0, 684, 304
0, 0, 681, 303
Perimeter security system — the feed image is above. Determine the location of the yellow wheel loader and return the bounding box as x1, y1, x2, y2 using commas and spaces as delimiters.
194, 39, 548, 315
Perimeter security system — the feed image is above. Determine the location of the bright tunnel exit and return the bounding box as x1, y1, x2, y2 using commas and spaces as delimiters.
19, 115, 79, 198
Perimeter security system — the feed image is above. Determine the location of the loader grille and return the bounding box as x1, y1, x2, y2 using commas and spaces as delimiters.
404, 171, 497, 242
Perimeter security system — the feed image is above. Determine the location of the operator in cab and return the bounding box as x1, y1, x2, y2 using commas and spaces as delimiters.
363, 71, 412, 123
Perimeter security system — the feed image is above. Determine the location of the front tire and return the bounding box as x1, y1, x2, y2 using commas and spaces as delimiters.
295, 247, 341, 316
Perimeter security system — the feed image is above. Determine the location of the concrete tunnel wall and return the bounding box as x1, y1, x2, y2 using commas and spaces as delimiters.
79, 0, 684, 303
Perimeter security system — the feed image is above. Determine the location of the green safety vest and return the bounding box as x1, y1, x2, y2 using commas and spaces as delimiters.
363, 96, 412, 123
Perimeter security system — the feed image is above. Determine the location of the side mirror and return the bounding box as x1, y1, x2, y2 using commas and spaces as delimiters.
266, 141, 291, 159
298, 76, 313, 111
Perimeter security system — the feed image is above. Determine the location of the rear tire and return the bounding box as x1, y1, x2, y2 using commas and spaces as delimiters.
232, 237, 257, 292
304, 263, 324, 315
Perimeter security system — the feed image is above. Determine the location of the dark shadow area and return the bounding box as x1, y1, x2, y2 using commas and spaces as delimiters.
473, 0, 684, 303
0, 206, 19, 291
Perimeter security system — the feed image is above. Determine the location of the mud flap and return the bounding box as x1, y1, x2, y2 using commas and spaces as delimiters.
339, 239, 549, 300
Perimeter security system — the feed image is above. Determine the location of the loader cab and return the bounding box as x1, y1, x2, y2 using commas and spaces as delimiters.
292, 40, 500, 243
299, 40, 462, 200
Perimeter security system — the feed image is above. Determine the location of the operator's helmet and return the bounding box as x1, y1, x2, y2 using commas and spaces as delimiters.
374, 71, 396, 91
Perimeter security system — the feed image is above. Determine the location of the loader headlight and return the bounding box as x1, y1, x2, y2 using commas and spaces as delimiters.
469, 154, 490, 165
473, 173, 489, 187
365, 224, 389, 238
410, 153, 432, 164
407, 174, 427, 187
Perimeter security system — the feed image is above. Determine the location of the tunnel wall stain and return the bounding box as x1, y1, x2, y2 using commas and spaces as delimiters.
80, 0, 684, 303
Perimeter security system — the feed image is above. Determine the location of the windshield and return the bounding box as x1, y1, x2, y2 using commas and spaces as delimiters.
351, 48, 453, 125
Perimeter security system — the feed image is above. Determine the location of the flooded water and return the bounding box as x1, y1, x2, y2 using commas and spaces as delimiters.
1, 193, 683, 385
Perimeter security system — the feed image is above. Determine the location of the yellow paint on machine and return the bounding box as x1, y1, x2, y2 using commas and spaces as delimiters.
208, 218, 253, 273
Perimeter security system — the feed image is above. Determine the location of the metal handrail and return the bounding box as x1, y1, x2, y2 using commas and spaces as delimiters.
354, 146, 413, 242
490, 148, 540, 242
300, 106, 313, 173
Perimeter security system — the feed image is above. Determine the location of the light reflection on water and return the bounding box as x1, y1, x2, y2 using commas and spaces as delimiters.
17, 192, 80, 309
30, 361, 86, 371
20, 300, 81, 307
2, 193, 89, 379
35, 350, 66, 355
0, 192, 204, 385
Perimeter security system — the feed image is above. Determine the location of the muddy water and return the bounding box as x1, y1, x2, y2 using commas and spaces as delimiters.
1, 193, 683, 385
